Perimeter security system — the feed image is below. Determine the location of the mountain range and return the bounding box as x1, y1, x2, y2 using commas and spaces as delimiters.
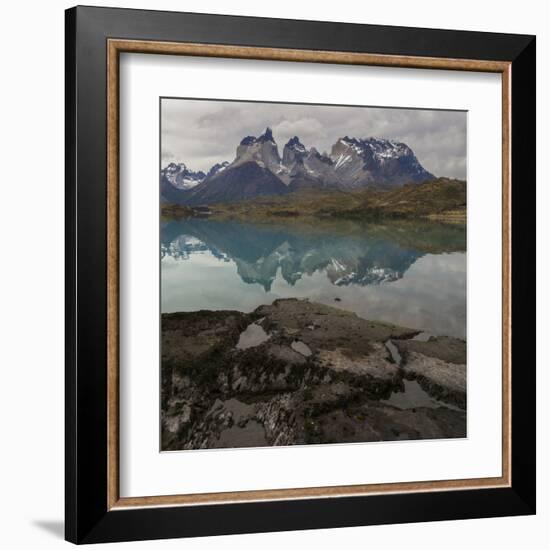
161, 128, 434, 205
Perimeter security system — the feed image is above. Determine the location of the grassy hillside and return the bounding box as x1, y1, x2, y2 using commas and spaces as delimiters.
207, 178, 466, 223
341, 178, 466, 221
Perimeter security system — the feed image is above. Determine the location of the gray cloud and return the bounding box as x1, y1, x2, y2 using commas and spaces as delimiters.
161, 98, 466, 178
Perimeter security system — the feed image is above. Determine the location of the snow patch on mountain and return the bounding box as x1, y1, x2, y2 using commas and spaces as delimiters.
161, 162, 206, 190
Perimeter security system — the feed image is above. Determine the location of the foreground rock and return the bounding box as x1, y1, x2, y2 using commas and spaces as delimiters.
161, 299, 466, 450
393, 337, 467, 409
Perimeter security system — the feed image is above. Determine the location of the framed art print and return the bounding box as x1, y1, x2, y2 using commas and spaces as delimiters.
65, 6, 536, 544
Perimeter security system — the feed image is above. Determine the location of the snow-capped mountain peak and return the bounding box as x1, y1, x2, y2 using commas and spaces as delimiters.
330, 135, 433, 188
161, 162, 206, 190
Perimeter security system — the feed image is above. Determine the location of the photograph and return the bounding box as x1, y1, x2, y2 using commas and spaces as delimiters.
159, 98, 468, 451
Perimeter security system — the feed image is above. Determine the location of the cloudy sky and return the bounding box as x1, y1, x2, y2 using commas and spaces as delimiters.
161, 98, 467, 179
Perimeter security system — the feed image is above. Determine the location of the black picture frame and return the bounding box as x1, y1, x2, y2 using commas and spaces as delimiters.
65, 5, 536, 544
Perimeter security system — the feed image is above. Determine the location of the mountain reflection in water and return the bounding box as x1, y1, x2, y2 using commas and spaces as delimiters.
161, 218, 466, 339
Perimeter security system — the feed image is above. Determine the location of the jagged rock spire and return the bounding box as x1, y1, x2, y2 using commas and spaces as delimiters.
258, 127, 274, 142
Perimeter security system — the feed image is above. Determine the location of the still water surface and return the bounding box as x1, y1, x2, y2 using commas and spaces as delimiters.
161, 218, 466, 339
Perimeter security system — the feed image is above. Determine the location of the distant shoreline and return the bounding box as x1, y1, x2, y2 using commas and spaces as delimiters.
161, 178, 466, 225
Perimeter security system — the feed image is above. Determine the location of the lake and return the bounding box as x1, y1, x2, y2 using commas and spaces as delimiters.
161, 218, 466, 340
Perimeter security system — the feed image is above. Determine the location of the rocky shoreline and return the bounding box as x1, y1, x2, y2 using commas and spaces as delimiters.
161, 298, 466, 450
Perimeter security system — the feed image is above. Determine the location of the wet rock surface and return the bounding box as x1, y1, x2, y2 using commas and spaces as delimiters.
394, 337, 467, 409
161, 299, 466, 450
